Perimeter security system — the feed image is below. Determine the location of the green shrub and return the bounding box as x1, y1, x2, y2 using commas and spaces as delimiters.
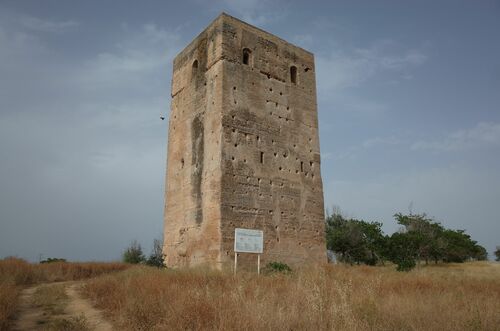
40, 258, 67, 264
123, 240, 145, 264
396, 258, 416, 272
145, 238, 165, 268
265, 262, 292, 274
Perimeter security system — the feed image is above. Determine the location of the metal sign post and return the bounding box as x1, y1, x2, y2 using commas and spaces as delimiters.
234, 228, 263, 275
234, 253, 238, 275
257, 254, 260, 275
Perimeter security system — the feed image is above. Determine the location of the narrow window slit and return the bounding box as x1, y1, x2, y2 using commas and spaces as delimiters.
290, 66, 297, 84
192, 60, 198, 77
242, 48, 251, 65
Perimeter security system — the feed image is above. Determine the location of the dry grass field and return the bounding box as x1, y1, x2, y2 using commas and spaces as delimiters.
2, 258, 499, 330
0, 257, 128, 330
82, 262, 500, 331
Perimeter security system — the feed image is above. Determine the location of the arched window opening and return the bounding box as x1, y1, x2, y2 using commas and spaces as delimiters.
290, 66, 297, 84
242, 48, 251, 65
192, 60, 198, 76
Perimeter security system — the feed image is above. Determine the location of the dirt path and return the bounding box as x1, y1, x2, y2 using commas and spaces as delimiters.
12, 282, 113, 330
65, 283, 113, 331
11, 286, 43, 330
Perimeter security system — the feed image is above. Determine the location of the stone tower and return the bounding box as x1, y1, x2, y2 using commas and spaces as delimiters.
163, 13, 326, 269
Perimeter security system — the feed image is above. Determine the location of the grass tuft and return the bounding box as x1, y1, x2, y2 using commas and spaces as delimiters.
41, 315, 89, 331
32, 284, 68, 315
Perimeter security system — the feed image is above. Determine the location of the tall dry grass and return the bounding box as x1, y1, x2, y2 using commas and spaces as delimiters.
83, 262, 500, 331
0, 257, 129, 285
0, 282, 20, 330
0, 257, 128, 330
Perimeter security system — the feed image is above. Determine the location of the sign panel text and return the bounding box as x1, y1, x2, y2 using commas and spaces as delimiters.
234, 228, 263, 254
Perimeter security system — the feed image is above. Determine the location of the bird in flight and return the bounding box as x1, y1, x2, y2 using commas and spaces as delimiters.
160, 115, 165, 120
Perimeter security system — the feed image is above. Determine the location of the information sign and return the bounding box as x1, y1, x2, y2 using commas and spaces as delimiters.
234, 228, 263, 254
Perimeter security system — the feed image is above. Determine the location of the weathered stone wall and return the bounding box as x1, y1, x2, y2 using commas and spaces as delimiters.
164, 13, 326, 269
163, 17, 224, 267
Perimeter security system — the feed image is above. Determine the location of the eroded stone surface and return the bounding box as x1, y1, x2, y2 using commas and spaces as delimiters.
163, 13, 326, 269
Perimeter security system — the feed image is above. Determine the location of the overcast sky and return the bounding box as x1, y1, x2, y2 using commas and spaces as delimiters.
1, 0, 499, 261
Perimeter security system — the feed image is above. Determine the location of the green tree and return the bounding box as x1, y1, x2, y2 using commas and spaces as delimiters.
327, 210, 487, 270
495, 247, 500, 262
441, 229, 486, 262
472, 244, 488, 261
122, 240, 145, 264
386, 231, 420, 271
394, 213, 445, 264
394, 213, 487, 264
146, 238, 165, 268
40, 258, 67, 264
326, 211, 386, 265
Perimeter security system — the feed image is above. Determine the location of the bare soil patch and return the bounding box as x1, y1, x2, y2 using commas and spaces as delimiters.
12, 282, 112, 331
66, 283, 112, 331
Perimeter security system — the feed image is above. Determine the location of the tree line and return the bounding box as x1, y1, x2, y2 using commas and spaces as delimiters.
123, 212, 495, 271
326, 210, 488, 271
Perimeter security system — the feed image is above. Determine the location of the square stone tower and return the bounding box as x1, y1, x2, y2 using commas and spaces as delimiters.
163, 13, 326, 269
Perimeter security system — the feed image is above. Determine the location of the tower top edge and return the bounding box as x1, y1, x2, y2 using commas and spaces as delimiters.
217, 13, 313, 56
173, 12, 314, 66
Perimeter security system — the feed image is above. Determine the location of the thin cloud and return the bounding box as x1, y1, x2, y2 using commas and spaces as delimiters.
85, 24, 181, 76
362, 136, 402, 149
412, 122, 500, 152
321, 152, 333, 161
329, 136, 403, 161
292, 34, 313, 48
317, 40, 428, 92
20, 16, 79, 33
219, 0, 287, 26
